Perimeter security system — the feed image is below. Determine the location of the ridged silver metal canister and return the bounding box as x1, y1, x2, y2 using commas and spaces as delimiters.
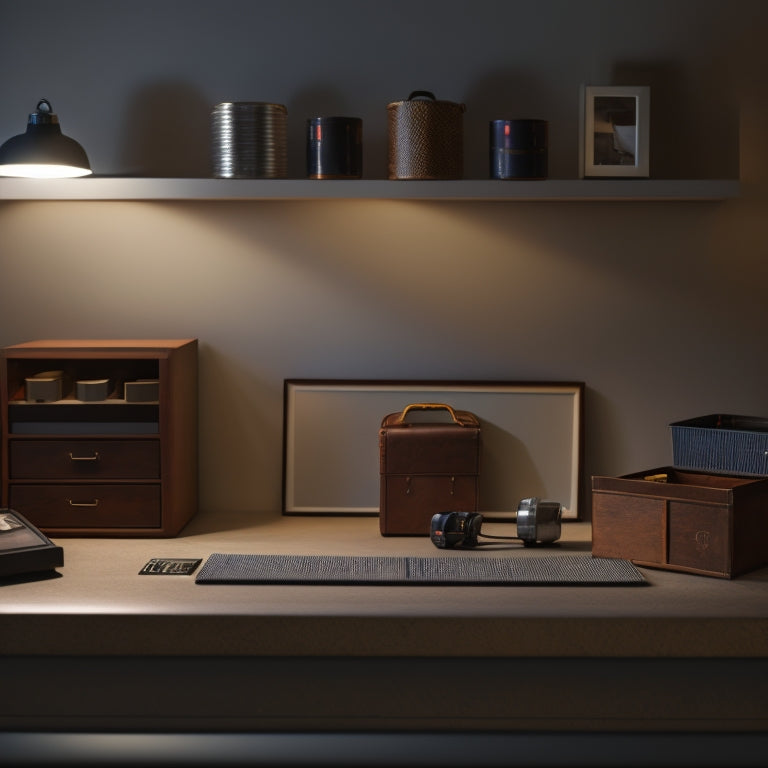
211, 102, 288, 178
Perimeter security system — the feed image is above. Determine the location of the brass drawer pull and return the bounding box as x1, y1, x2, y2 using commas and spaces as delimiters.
67, 499, 100, 507
68, 451, 100, 462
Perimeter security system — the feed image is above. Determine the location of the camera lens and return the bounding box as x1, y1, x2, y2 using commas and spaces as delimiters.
430, 511, 483, 548
516, 497, 562, 545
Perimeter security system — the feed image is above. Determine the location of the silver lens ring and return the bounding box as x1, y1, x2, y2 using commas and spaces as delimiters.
516, 497, 562, 545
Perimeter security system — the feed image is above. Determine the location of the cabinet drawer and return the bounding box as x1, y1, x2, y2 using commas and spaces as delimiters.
9, 484, 161, 529
9, 440, 160, 480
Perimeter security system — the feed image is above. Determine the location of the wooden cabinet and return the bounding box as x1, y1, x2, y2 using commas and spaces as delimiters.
0, 339, 198, 537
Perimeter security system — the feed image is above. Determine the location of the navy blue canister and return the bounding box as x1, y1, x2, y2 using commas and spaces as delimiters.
307, 116, 362, 179
490, 119, 548, 180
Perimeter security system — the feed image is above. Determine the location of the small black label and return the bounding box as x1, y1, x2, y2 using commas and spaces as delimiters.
139, 557, 202, 576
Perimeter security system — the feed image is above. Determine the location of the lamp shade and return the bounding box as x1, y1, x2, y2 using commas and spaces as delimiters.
0, 99, 91, 178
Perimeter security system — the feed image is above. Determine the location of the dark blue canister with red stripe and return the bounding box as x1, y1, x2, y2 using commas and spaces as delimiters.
307, 117, 362, 179
490, 119, 548, 179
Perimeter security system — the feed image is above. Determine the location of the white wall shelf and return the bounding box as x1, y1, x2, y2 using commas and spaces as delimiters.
0, 177, 740, 202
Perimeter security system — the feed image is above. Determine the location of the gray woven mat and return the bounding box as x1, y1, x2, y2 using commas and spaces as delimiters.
195, 553, 645, 586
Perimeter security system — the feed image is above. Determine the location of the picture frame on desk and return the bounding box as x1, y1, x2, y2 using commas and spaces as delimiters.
0, 508, 63, 579
580, 85, 650, 178
282, 380, 584, 520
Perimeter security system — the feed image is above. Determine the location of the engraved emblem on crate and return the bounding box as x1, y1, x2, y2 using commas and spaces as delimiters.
695, 530, 711, 553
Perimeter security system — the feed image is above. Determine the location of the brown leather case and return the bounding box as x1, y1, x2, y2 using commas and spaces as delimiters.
379, 403, 480, 536
386, 91, 465, 180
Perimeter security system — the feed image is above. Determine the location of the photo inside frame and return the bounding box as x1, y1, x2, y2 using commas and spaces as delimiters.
592, 96, 637, 166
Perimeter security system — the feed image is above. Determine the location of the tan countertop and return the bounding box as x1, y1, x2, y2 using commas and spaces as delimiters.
2, 510, 767, 658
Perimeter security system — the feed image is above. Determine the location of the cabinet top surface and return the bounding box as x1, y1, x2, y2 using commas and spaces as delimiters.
2, 339, 197, 354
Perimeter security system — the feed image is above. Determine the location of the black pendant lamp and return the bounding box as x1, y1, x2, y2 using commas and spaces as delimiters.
0, 99, 92, 178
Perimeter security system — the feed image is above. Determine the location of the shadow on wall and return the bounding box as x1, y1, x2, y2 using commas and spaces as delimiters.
107, 65, 741, 181
287, 82, 387, 180
463, 68, 562, 179
611, 60, 740, 180
197, 342, 284, 515
117, 80, 392, 180
118, 81, 212, 177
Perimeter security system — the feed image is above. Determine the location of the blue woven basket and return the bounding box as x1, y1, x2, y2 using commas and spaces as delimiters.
670, 414, 768, 476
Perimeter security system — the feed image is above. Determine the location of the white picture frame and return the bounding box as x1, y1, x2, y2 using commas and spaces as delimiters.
283, 380, 584, 520
580, 85, 650, 178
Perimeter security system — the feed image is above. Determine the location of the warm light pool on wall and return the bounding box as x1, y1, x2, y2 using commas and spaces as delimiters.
0, 99, 91, 178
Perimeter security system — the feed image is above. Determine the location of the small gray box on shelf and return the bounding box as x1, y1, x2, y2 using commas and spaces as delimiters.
124, 379, 160, 402
25, 371, 64, 402
76, 378, 110, 401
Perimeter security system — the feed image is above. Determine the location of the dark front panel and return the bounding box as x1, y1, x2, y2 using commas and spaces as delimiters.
10, 439, 160, 480
591, 492, 666, 564
9, 484, 161, 529
668, 502, 730, 577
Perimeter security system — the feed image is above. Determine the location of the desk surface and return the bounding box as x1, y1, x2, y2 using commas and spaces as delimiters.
2, 510, 767, 658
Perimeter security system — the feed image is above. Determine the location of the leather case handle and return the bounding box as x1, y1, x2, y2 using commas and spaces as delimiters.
396, 402, 462, 424
407, 90, 436, 101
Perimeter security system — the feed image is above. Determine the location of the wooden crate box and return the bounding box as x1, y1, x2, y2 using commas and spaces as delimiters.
591, 467, 768, 578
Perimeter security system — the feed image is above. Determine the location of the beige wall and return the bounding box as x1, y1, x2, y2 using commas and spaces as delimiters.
0, 1, 766, 517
